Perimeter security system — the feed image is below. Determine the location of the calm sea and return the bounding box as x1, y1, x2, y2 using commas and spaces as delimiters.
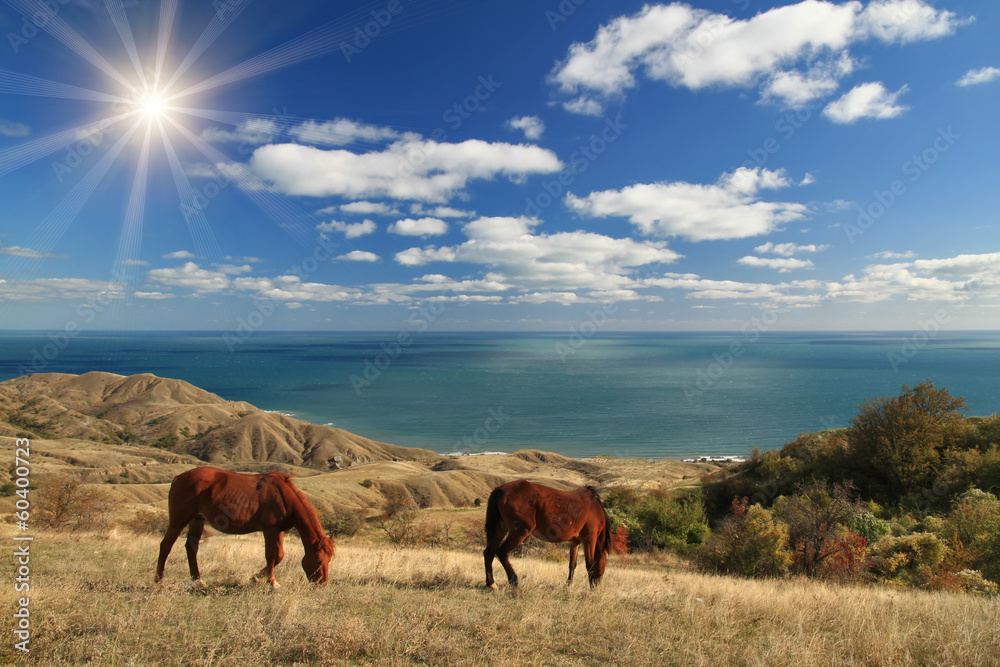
1, 331, 997, 460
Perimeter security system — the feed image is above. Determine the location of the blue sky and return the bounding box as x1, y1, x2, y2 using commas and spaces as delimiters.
0, 0, 997, 333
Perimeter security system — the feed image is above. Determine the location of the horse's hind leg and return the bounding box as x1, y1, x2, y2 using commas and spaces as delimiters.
483, 522, 507, 590
567, 541, 580, 585
184, 517, 207, 586
496, 526, 532, 589
155, 522, 185, 583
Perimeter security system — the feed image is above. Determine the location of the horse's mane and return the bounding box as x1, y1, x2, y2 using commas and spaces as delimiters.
584, 485, 601, 500
262, 472, 332, 552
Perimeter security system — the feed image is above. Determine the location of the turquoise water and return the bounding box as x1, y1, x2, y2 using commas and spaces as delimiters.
1, 331, 998, 460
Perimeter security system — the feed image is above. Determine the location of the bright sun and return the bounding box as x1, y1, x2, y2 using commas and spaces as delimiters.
134, 89, 166, 119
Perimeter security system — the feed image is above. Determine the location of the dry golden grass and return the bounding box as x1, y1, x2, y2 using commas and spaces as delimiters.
1, 525, 997, 666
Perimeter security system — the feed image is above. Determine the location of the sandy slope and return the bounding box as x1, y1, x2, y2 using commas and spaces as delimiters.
0, 372, 718, 514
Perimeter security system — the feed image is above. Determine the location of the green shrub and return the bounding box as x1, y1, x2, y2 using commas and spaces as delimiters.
321, 508, 364, 537
121, 509, 169, 535
942, 488, 1000, 582
699, 498, 792, 578
604, 487, 708, 553
868, 532, 948, 587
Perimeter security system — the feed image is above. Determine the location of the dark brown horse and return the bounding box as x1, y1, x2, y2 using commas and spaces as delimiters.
155, 467, 335, 588
484, 479, 611, 589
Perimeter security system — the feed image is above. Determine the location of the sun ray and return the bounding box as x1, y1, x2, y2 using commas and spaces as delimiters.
155, 117, 228, 274
0, 69, 125, 103
155, 117, 243, 331
165, 114, 325, 249
154, 0, 180, 93
0, 111, 138, 179
160, 0, 253, 97
107, 120, 153, 332
166, 0, 480, 101
4, 0, 134, 91
0, 116, 142, 329
104, 0, 146, 85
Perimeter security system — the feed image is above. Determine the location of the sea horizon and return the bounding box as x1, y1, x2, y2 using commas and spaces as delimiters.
1, 330, 998, 461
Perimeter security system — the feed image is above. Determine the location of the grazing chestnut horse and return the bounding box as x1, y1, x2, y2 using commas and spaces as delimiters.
155, 467, 335, 588
484, 479, 611, 589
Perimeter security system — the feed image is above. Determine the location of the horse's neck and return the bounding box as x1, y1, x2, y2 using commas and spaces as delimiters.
290, 505, 326, 548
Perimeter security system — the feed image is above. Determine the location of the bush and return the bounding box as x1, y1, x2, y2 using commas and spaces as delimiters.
699, 498, 792, 578
35, 474, 120, 531
868, 532, 948, 587
941, 488, 1000, 582
121, 509, 169, 535
605, 488, 708, 553
849, 381, 967, 499
772, 480, 865, 577
321, 508, 364, 537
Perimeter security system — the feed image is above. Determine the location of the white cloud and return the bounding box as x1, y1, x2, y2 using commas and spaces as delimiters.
134, 291, 175, 300
147, 262, 229, 294
738, 256, 815, 272
232, 275, 363, 303
549, 0, 966, 114
338, 251, 379, 262
200, 118, 280, 145
333, 201, 399, 216
0, 245, 62, 259
388, 217, 448, 237
0, 278, 123, 302
755, 242, 830, 256
163, 250, 195, 259
409, 204, 475, 218
870, 250, 916, 259
317, 219, 376, 239
560, 97, 604, 116
505, 115, 545, 140
956, 66, 1000, 87
822, 82, 909, 123
289, 119, 400, 146
122, 258, 149, 266
394, 216, 680, 296
215, 264, 253, 275
566, 167, 808, 241
249, 136, 562, 203
0, 120, 30, 137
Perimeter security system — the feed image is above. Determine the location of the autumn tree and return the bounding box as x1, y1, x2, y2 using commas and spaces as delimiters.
849, 381, 967, 497
772, 480, 865, 577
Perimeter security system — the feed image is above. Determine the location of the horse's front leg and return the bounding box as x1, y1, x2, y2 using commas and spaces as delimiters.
255, 529, 283, 589
567, 541, 580, 585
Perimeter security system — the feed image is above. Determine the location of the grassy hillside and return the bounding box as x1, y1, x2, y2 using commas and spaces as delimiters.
2, 526, 998, 666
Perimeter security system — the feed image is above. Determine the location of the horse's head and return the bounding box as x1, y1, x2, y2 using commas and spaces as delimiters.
302, 535, 336, 584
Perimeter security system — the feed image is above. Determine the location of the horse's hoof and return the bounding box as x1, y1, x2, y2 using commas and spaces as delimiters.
191, 579, 207, 591
270, 582, 281, 590
487, 583, 498, 591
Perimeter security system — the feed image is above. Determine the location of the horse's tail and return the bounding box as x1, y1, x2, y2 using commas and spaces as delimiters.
600, 501, 612, 556
484, 486, 504, 538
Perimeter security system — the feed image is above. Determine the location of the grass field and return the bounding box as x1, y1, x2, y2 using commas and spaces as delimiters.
2, 525, 998, 666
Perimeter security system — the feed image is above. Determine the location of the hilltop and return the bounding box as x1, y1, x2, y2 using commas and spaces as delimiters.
0, 371, 717, 515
